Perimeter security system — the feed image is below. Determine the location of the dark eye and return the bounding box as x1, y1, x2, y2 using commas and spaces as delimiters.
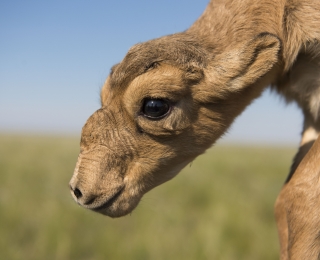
142, 99, 171, 119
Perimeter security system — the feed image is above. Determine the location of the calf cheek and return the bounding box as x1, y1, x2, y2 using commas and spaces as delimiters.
137, 143, 195, 190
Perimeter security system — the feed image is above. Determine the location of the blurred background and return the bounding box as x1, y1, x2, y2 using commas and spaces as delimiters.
1, 0, 302, 259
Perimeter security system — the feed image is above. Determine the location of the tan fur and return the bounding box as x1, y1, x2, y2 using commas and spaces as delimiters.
275, 136, 320, 260
70, 0, 320, 258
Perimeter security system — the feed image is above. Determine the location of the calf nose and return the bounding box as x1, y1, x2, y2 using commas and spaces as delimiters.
73, 187, 83, 199
69, 185, 83, 199
70, 185, 97, 206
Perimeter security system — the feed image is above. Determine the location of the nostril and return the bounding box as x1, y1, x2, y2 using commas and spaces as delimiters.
70, 185, 97, 206
73, 188, 83, 199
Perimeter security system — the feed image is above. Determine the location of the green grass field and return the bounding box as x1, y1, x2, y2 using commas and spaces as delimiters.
0, 134, 296, 260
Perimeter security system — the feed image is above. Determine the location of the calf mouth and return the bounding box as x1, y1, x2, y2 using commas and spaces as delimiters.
92, 187, 125, 213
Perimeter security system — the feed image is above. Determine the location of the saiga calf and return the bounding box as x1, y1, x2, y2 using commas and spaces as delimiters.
69, 0, 320, 258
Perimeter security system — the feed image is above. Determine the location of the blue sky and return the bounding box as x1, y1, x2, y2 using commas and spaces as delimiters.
1, 0, 303, 145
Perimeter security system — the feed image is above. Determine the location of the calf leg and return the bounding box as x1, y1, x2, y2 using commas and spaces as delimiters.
275, 135, 320, 259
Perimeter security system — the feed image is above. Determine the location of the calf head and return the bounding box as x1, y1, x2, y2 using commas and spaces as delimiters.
69, 33, 281, 217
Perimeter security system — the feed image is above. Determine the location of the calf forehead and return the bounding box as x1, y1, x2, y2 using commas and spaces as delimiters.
108, 34, 209, 91
101, 76, 113, 106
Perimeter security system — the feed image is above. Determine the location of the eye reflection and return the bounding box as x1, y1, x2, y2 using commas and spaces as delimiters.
142, 99, 170, 119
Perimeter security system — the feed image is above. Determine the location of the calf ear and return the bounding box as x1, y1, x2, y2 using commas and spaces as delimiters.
215, 33, 281, 91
